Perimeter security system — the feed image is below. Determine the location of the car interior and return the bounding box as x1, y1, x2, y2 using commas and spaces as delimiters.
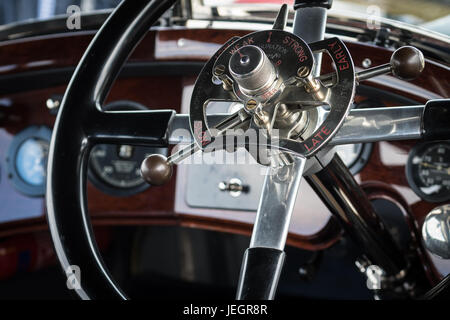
0, 0, 449, 302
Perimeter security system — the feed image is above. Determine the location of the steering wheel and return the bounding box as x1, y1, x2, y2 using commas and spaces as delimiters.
47, 0, 449, 299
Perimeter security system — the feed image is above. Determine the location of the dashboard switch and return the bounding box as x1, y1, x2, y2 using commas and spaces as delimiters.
218, 178, 249, 197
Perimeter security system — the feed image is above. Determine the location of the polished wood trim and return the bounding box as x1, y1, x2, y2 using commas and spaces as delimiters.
0, 28, 447, 98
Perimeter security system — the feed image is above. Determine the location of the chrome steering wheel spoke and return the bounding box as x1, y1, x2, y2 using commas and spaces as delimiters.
236, 156, 306, 300
249, 156, 306, 250
331, 105, 423, 145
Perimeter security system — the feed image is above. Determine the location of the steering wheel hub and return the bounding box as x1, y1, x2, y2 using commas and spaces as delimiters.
229, 45, 277, 96
189, 29, 355, 160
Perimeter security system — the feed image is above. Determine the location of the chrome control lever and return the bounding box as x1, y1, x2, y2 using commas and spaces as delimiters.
140, 110, 250, 186
320, 46, 425, 86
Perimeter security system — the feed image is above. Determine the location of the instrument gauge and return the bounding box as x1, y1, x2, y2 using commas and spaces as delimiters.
406, 141, 450, 203
88, 144, 167, 196
16, 138, 49, 186
6, 126, 52, 197
87, 100, 168, 196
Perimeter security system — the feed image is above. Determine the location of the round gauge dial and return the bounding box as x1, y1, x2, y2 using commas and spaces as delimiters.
87, 100, 168, 196
6, 126, 52, 197
406, 141, 450, 202
16, 138, 49, 186
89, 144, 167, 196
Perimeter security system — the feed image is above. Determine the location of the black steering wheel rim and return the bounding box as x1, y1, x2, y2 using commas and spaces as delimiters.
46, 0, 176, 299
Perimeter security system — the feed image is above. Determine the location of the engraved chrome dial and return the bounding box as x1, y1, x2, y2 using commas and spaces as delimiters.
189, 29, 355, 160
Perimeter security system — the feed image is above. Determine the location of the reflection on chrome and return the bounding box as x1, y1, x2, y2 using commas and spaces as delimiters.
422, 204, 450, 259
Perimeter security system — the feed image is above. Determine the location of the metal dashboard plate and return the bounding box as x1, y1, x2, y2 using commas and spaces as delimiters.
185, 150, 266, 211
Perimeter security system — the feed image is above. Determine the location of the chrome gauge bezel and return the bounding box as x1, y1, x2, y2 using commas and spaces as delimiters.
406, 141, 450, 203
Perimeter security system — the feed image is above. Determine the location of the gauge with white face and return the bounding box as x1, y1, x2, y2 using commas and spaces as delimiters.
6, 126, 52, 197
406, 141, 450, 203
16, 138, 49, 186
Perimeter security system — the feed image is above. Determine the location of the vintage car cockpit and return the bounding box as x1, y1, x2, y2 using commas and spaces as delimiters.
0, 0, 449, 304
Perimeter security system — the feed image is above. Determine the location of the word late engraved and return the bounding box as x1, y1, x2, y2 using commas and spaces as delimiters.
304, 126, 331, 152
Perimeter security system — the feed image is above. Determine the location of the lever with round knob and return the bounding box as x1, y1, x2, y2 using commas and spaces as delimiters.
390, 46, 425, 80
140, 154, 173, 186
321, 46, 425, 86
356, 46, 425, 82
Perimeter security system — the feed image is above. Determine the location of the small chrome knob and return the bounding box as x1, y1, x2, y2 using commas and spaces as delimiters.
140, 154, 173, 186
218, 178, 249, 197
46, 98, 60, 110
229, 45, 276, 95
422, 204, 450, 259
390, 46, 425, 80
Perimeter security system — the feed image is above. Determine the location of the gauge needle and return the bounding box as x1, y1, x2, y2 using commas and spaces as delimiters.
422, 162, 450, 175
421, 162, 436, 169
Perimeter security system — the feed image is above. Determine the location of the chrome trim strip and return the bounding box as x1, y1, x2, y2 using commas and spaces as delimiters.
167, 106, 424, 147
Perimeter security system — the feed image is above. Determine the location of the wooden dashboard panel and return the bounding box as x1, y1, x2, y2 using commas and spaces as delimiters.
0, 28, 448, 263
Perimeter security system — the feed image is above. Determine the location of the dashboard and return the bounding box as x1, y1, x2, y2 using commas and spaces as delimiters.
5, 115, 167, 199
0, 27, 448, 282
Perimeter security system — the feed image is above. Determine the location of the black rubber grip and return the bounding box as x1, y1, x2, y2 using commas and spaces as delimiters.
422, 99, 450, 141
236, 247, 285, 300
